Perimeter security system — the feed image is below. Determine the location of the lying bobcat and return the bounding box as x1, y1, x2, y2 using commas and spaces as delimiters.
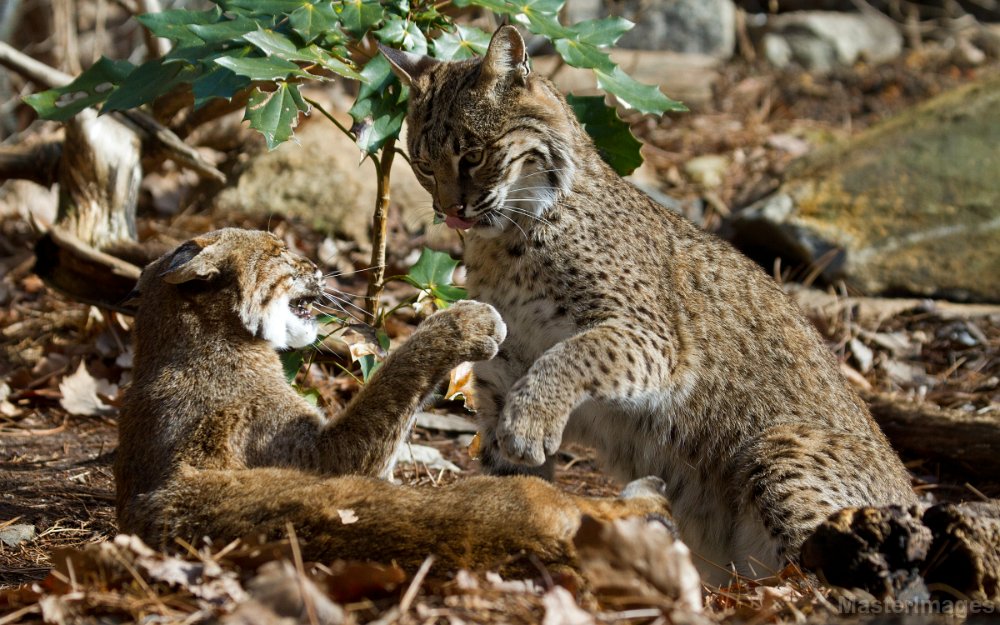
381, 27, 916, 582
114, 228, 670, 575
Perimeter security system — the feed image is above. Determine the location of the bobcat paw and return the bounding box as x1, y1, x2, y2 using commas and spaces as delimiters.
621, 476, 668, 500
496, 391, 565, 466
421, 300, 507, 363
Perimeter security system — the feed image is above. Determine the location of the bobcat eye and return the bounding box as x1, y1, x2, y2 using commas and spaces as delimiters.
461, 149, 484, 167
413, 161, 434, 178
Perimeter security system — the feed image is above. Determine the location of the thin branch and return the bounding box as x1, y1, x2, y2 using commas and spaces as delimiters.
303, 96, 356, 140
0, 40, 73, 88
364, 140, 396, 323
134, 0, 170, 60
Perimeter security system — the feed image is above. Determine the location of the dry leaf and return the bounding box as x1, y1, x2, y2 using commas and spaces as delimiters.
574, 516, 702, 613
337, 509, 358, 524
58, 362, 117, 416
541, 586, 595, 625
246, 560, 344, 625
445, 362, 476, 408
467, 432, 482, 460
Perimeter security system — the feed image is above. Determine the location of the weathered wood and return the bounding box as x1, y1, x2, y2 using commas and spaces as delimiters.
0, 138, 62, 186
863, 391, 1000, 478
801, 503, 1000, 604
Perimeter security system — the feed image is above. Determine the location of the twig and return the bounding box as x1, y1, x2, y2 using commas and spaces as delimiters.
0, 40, 73, 88
364, 140, 397, 324
286, 523, 320, 625
399, 555, 434, 613
134, 0, 169, 60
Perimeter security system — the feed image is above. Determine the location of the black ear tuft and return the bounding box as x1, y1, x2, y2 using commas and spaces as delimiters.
379, 43, 440, 89
159, 239, 219, 285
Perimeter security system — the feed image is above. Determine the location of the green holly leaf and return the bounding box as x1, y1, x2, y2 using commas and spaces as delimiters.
280, 349, 305, 383
432, 24, 491, 60
300, 45, 363, 80
244, 28, 306, 59
219, 0, 307, 15
595, 65, 687, 115
289, 2, 337, 44
553, 38, 614, 71
452, 0, 512, 13
407, 247, 460, 288
136, 7, 222, 46
188, 15, 258, 43
340, 0, 384, 37
192, 64, 251, 108
244, 82, 310, 149
23, 57, 134, 121
376, 17, 428, 54
570, 17, 633, 46
102, 57, 201, 112
566, 94, 642, 175
215, 54, 307, 80
519, 11, 574, 39
404, 247, 467, 306
348, 54, 407, 155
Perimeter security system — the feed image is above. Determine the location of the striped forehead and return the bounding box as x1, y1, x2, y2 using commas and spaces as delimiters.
409, 63, 494, 159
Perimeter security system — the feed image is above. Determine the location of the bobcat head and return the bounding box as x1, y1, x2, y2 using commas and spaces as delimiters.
381, 26, 579, 237
135, 229, 323, 350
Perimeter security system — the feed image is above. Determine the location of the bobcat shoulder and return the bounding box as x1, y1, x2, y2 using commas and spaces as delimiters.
115, 228, 669, 575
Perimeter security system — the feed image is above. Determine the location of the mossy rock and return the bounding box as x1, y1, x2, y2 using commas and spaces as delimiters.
733, 77, 1000, 302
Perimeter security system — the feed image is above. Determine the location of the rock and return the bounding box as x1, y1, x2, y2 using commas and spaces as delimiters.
762, 11, 903, 71
601, 0, 736, 59
214, 115, 436, 247
731, 77, 1000, 303
0, 523, 36, 547
683, 155, 729, 188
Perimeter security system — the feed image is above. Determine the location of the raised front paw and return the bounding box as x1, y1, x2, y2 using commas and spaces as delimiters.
496, 389, 566, 467
418, 300, 507, 363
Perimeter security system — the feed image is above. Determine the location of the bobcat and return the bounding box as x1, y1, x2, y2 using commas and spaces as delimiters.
114, 228, 671, 576
382, 27, 916, 582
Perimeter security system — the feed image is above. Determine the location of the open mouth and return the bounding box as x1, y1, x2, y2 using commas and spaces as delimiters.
289, 297, 317, 320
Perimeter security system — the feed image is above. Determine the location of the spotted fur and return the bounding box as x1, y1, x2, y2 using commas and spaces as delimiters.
385, 27, 916, 583
115, 228, 672, 575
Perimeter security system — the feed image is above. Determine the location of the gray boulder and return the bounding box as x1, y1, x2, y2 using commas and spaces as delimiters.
763, 11, 902, 71
567, 0, 736, 59
731, 77, 1000, 303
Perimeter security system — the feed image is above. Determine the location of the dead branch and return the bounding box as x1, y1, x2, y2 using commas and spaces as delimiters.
0, 138, 62, 185
0, 40, 225, 184
864, 391, 1000, 478
33, 225, 141, 314
134, 0, 169, 60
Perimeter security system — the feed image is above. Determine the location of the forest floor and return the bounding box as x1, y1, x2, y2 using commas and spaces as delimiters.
1, 49, 999, 624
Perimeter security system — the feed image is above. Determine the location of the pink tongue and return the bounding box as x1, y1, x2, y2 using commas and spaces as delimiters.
445, 215, 475, 230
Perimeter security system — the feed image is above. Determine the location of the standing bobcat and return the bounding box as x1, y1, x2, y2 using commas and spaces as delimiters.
115, 228, 671, 576
382, 27, 915, 581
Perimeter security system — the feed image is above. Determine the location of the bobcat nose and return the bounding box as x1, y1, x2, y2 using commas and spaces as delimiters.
443, 203, 465, 218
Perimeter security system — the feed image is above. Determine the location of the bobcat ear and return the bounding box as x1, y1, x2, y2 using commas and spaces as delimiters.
160, 239, 220, 285
380, 43, 439, 89
480, 25, 529, 86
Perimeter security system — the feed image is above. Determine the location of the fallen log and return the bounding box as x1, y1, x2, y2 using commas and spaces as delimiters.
863, 392, 1000, 479
801, 502, 1000, 606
